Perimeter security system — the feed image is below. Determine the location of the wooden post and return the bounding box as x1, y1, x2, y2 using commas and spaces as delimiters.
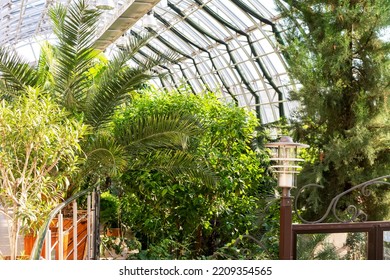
279, 188, 292, 260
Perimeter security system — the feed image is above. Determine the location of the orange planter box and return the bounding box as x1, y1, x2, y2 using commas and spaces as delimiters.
24, 218, 88, 260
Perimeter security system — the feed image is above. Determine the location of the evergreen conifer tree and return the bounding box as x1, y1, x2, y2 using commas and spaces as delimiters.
275, 0, 390, 221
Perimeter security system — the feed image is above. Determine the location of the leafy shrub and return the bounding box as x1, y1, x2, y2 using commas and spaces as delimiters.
113, 89, 276, 259
100, 191, 120, 228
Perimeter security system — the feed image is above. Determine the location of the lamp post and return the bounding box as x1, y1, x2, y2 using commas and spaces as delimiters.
265, 136, 308, 260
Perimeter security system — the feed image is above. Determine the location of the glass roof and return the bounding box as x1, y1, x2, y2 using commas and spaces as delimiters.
2, 0, 298, 124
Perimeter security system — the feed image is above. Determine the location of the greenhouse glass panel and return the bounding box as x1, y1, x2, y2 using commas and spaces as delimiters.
3, 0, 297, 124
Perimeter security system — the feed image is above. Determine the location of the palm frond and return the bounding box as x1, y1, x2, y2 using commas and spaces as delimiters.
82, 69, 139, 128
115, 113, 202, 152
50, 0, 101, 51
129, 149, 218, 187
119, 33, 154, 61
83, 35, 178, 128
113, 112, 216, 186
0, 46, 38, 93
48, 0, 101, 110
35, 42, 56, 90
80, 133, 128, 180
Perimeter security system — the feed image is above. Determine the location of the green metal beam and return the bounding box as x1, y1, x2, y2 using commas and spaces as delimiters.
169, 1, 262, 120
154, 12, 239, 104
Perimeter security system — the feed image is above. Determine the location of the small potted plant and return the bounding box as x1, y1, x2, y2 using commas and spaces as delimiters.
100, 191, 121, 237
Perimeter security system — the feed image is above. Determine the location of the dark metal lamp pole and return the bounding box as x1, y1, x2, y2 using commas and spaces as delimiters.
266, 136, 308, 260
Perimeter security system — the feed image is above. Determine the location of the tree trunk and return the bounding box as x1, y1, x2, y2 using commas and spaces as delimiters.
7, 205, 20, 260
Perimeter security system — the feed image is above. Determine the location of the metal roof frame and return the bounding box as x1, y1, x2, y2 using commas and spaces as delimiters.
2, 0, 298, 124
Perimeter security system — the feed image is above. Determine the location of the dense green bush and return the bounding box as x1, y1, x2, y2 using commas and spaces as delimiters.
100, 191, 120, 228
112, 89, 277, 259
0, 89, 87, 259
276, 0, 390, 222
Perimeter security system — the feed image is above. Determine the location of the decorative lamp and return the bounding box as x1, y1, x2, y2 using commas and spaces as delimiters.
265, 136, 308, 260
265, 136, 309, 193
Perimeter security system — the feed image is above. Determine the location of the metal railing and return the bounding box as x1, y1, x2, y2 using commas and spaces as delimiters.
291, 175, 390, 260
30, 184, 100, 260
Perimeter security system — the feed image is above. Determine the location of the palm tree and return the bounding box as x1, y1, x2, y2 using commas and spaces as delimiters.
0, 0, 215, 192
0, 2, 216, 259
0, 0, 218, 261
0, 0, 177, 125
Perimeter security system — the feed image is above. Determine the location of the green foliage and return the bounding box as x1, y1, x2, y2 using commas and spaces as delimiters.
48, 0, 102, 111
133, 238, 193, 260
296, 232, 368, 260
100, 191, 120, 228
276, 0, 390, 221
112, 107, 217, 188
0, 47, 38, 94
100, 235, 141, 259
113, 89, 276, 259
344, 232, 367, 260
296, 233, 340, 260
0, 88, 87, 259
0, 0, 279, 260
0, 0, 185, 195
0, 0, 198, 259
207, 234, 274, 260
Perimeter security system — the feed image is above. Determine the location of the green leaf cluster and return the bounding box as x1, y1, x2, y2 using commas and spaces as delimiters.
0, 0, 181, 259
100, 191, 120, 228
0, 88, 87, 259
276, 0, 390, 221
113, 89, 275, 259
0, 89, 86, 227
